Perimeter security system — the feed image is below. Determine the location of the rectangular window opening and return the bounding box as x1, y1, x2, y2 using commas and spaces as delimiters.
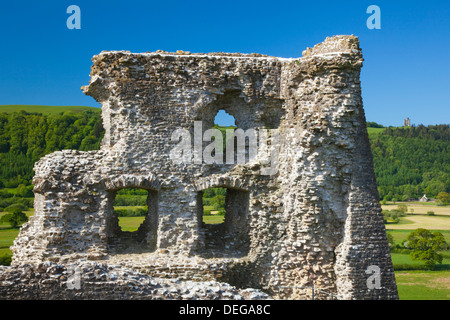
197, 187, 250, 257
108, 188, 158, 254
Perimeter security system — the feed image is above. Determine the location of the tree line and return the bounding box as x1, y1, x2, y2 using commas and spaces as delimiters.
0, 110, 103, 187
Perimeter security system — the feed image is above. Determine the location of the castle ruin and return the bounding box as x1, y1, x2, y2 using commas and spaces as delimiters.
0, 35, 398, 300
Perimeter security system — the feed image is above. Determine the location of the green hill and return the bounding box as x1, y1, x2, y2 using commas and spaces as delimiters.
0, 108, 104, 187
0, 105, 100, 115
367, 127, 386, 135
368, 124, 449, 200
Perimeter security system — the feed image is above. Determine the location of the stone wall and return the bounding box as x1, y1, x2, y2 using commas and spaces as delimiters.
3, 35, 398, 300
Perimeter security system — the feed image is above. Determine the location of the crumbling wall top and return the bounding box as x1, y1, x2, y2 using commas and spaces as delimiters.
302, 34, 362, 57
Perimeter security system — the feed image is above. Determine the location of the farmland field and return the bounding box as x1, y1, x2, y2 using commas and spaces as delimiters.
383, 203, 450, 230
394, 270, 450, 300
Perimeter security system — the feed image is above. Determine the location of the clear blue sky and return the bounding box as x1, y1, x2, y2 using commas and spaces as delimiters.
0, 0, 449, 127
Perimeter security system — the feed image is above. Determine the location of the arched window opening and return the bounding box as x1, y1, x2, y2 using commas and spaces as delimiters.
214, 109, 236, 127
108, 188, 158, 253
205, 109, 238, 164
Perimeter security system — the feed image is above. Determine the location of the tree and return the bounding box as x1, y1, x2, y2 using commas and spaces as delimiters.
214, 188, 227, 196
396, 204, 408, 215
0, 207, 28, 228
211, 194, 226, 210
202, 188, 216, 199
436, 192, 450, 205
382, 210, 400, 224
0, 110, 103, 187
16, 184, 33, 197
406, 228, 447, 269
386, 232, 395, 248
367, 121, 384, 128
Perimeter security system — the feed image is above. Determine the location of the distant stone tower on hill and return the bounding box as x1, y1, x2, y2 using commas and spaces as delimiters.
404, 117, 411, 127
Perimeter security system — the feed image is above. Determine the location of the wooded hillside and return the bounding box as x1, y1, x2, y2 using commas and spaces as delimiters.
369, 124, 449, 200
0, 109, 103, 187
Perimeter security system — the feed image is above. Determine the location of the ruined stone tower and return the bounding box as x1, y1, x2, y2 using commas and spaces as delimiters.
3, 35, 398, 300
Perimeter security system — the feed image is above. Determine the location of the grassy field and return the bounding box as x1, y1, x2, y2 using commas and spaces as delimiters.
384, 203, 450, 216
118, 216, 145, 232
383, 203, 450, 230
203, 215, 225, 224
395, 270, 450, 300
0, 210, 32, 256
0, 228, 19, 256
367, 127, 386, 135
0, 105, 100, 114
391, 253, 450, 299
384, 203, 450, 299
